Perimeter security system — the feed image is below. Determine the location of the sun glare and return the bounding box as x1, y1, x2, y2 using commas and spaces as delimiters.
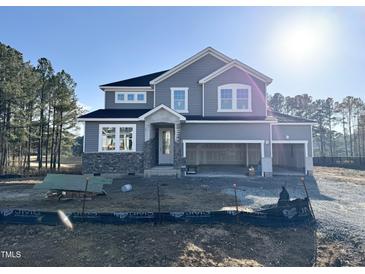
275, 17, 332, 64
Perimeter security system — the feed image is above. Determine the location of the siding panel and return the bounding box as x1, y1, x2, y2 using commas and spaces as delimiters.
155, 54, 226, 115
204, 67, 267, 117
272, 125, 313, 157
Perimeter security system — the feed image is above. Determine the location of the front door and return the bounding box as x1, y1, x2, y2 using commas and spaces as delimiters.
158, 128, 174, 165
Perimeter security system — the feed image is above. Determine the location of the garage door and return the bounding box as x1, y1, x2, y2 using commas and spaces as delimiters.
186, 143, 261, 165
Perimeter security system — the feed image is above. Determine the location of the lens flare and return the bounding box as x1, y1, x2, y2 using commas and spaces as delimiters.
57, 210, 73, 230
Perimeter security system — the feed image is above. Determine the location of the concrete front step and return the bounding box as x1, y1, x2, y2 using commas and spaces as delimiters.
144, 166, 181, 178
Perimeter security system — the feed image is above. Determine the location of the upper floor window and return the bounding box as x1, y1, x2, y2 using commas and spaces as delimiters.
170, 87, 188, 113
217, 84, 252, 112
115, 92, 146, 104
99, 124, 136, 152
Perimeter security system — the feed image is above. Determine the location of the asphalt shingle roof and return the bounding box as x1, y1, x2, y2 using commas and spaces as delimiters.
269, 111, 316, 123
79, 109, 315, 124
100, 70, 169, 87
78, 109, 150, 119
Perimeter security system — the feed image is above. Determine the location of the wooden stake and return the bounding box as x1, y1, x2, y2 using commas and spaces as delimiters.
157, 182, 161, 224
233, 183, 239, 213
82, 177, 89, 219
300, 177, 315, 219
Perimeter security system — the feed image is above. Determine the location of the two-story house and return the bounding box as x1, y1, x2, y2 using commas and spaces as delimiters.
78, 47, 315, 177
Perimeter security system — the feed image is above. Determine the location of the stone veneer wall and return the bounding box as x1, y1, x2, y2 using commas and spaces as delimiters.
143, 138, 157, 169
82, 153, 144, 175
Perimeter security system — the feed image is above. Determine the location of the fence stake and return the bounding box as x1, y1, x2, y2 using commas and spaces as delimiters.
156, 182, 161, 224
233, 183, 240, 223
233, 183, 239, 212
82, 177, 89, 219
300, 177, 315, 219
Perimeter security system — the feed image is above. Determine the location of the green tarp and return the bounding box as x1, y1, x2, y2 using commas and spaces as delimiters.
34, 174, 113, 193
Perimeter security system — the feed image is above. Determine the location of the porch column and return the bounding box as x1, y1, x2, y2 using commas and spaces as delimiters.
144, 122, 151, 141
174, 122, 181, 142
173, 122, 183, 173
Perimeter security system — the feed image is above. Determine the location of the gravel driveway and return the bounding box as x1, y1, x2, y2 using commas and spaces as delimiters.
224, 174, 365, 241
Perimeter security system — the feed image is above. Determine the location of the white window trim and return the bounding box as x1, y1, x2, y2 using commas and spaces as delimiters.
217, 83, 252, 112
170, 87, 189, 113
98, 124, 136, 153
115, 92, 147, 104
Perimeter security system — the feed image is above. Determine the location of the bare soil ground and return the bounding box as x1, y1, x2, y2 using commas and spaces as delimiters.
0, 223, 315, 267
0, 166, 364, 266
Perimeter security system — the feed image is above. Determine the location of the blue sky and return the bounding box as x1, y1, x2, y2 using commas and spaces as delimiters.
0, 6, 364, 111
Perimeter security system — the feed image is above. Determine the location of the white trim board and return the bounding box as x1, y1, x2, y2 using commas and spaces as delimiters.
182, 139, 265, 158
199, 60, 273, 85
149, 47, 232, 85
100, 86, 153, 92
78, 118, 140, 122
185, 120, 273, 124
273, 122, 316, 125
138, 104, 186, 121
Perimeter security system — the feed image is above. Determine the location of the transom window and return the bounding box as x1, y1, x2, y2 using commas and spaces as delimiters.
218, 84, 252, 112
115, 92, 146, 103
99, 124, 136, 152
170, 87, 188, 113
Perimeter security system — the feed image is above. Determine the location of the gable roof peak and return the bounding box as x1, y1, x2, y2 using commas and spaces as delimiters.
149, 47, 232, 85
199, 58, 273, 85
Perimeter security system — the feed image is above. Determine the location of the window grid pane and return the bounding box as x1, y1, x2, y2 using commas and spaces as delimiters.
127, 94, 135, 101
174, 90, 186, 111
137, 94, 144, 101
101, 127, 116, 151
220, 89, 233, 109
120, 127, 133, 151
117, 94, 125, 101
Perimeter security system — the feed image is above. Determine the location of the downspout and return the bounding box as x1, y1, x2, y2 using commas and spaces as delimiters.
202, 83, 205, 117
153, 84, 156, 108
82, 122, 85, 153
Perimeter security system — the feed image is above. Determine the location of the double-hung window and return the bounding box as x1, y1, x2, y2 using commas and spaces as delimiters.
115, 92, 146, 103
99, 124, 136, 152
170, 87, 188, 113
218, 84, 252, 112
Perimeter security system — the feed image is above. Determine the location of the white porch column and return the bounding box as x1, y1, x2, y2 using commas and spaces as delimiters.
174, 122, 181, 142
144, 122, 151, 141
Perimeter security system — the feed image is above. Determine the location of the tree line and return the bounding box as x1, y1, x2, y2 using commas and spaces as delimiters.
0, 42, 82, 175
268, 93, 365, 158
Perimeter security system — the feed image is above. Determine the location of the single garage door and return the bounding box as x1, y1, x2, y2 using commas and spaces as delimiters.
272, 143, 305, 173
186, 143, 261, 166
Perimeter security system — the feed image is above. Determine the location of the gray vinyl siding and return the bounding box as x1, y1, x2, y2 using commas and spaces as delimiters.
104, 91, 153, 109
272, 124, 313, 157
181, 123, 271, 157
84, 121, 145, 153
204, 67, 267, 117
155, 53, 226, 115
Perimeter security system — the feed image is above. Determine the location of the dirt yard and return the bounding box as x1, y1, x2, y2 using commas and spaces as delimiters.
0, 166, 364, 266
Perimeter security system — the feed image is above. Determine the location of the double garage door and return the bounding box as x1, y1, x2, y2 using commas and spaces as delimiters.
186, 143, 261, 166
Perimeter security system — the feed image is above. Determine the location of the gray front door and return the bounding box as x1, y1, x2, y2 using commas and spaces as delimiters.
158, 128, 174, 165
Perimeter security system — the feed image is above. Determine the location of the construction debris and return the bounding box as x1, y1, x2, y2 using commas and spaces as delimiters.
34, 174, 112, 200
